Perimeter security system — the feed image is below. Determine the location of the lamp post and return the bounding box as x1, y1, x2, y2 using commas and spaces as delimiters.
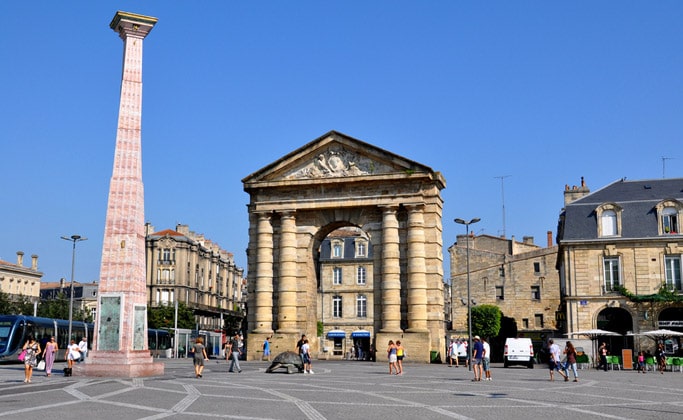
455, 217, 480, 371
61, 234, 87, 343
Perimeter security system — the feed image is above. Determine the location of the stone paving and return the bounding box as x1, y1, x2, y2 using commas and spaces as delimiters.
1, 359, 682, 419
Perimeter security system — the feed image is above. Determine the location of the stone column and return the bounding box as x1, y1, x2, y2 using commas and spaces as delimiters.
380, 206, 402, 332
406, 205, 428, 331
87, 11, 162, 378
277, 211, 298, 333
253, 213, 274, 333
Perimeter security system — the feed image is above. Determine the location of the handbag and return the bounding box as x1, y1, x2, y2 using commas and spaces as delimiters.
18, 350, 26, 362
36, 360, 46, 371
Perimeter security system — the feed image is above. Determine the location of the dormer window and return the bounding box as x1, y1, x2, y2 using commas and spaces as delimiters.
656, 200, 682, 235
331, 240, 343, 258
355, 240, 367, 258
663, 208, 678, 233
596, 203, 622, 237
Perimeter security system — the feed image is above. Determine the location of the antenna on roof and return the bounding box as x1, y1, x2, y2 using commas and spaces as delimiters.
662, 157, 674, 179
495, 175, 511, 238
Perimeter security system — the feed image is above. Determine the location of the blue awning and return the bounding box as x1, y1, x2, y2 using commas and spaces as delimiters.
351, 330, 371, 338
327, 330, 346, 338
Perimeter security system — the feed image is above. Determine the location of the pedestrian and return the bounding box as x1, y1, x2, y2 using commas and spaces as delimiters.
387, 340, 398, 375
296, 334, 307, 365
462, 339, 469, 368
302, 338, 314, 374
471, 336, 484, 381
228, 333, 242, 373
598, 342, 608, 371
655, 343, 666, 374
190, 337, 208, 378
263, 335, 272, 361
78, 337, 88, 362
548, 339, 568, 381
482, 338, 492, 381
44, 336, 58, 377
22, 335, 41, 383
562, 341, 579, 382
65, 339, 80, 373
448, 339, 459, 367
396, 340, 405, 375
637, 350, 646, 374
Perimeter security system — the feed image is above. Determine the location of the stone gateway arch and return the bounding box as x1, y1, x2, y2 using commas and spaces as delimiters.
242, 131, 446, 362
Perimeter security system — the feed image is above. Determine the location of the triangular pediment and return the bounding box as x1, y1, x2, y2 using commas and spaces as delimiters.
242, 131, 436, 185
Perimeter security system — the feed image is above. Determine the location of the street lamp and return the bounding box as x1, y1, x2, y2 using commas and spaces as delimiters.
61, 234, 87, 343
454, 217, 480, 371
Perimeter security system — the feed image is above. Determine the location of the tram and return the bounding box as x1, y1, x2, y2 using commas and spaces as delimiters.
0, 315, 172, 362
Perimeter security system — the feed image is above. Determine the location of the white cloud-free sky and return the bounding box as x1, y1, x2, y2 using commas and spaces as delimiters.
2, 1, 682, 284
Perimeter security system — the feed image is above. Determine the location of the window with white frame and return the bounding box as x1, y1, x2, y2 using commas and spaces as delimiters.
333, 295, 342, 318
333, 267, 342, 285
356, 266, 366, 285
601, 210, 618, 236
356, 240, 366, 257
356, 294, 367, 317
332, 242, 343, 258
662, 207, 679, 234
665, 256, 682, 291
603, 257, 621, 292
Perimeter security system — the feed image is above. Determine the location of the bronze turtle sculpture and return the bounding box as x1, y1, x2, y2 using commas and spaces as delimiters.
266, 351, 304, 374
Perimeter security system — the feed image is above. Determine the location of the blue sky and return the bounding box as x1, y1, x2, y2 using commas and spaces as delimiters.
2, 1, 682, 284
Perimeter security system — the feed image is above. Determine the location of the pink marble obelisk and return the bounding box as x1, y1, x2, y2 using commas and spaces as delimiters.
83, 11, 163, 377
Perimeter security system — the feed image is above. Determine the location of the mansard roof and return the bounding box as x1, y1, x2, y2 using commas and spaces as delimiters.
242, 130, 444, 187
560, 177, 683, 241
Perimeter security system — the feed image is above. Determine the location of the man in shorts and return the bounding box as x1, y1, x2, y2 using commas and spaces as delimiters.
548, 339, 568, 381
482, 338, 492, 380
471, 336, 484, 381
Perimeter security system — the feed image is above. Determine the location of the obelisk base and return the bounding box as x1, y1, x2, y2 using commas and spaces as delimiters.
77, 350, 164, 378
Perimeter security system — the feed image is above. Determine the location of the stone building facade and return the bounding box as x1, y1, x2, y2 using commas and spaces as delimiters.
318, 227, 374, 359
144, 224, 246, 331
557, 177, 683, 356
243, 131, 446, 362
0, 252, 42, 303
449, 233, 560, 355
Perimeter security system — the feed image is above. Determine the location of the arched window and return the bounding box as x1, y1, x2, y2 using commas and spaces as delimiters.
656, 200, 682, 235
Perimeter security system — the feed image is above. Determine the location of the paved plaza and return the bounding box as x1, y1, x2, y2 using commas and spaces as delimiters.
1, 358, 682, 419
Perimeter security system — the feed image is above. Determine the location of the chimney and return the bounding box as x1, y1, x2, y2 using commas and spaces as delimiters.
16, 251, 24, 267
563, 176, 590, 205
547, 231, 553, 247
176, 224, 190, 235
522, 236, 534, 245
31, 254, 38, 270
60, 278, 66, 288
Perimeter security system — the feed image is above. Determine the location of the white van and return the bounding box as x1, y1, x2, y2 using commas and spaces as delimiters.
503, 337, 534, 368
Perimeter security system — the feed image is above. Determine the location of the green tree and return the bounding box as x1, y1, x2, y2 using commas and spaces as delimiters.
148, 302, 195, 330
0, 291, 35, 316
36, 291, 90, 322
0, 290, 15, 315
471, 304, 502, 339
